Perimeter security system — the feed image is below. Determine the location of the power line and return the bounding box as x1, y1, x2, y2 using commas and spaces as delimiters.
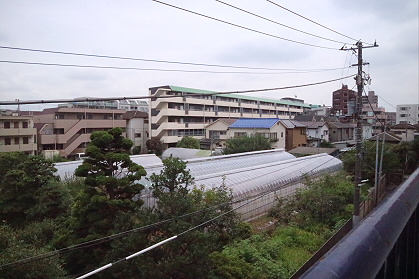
0, 45, 343, 72
0, 74, 356, 106
152, 0, 341, 50
215, 0, 350, 45
265, 0, 362, 44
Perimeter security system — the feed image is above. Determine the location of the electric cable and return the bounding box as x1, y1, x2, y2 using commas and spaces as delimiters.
0, 74, 356, 106
152, 0, 341, 50
265, 0, 368, 44
0, 45, 347, 72
215, 0, 350, 45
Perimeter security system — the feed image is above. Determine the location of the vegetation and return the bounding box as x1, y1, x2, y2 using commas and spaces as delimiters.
177, 136, 200, 149
223, 135, 271, 155
146, 137, 165, 156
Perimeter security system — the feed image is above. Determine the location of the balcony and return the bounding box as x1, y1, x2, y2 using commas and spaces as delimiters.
0, 127, 37, 136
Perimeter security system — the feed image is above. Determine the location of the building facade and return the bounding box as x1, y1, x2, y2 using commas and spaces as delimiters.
0, 112, 37, 154
396, 104, 419, 124
149, 85, 310, 148
124, 111, 149, 154
60, 99, 149, 112
332, 84, 356, 116
35, 107, 126, 158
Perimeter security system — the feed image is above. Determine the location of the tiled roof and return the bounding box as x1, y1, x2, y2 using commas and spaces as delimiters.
229, 118, 280, 129
279, 119, 307, 129
298, 121, 327, 129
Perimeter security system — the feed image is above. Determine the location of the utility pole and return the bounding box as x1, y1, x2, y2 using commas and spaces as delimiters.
342, 41, 378, 226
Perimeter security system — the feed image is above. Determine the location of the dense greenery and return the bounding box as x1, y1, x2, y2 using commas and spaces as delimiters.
176, 136, 201, 149
223, 135, 272, 155
146, 137, 165, 155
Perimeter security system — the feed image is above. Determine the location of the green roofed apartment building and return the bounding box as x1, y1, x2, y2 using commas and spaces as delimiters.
149, 85, 311, 148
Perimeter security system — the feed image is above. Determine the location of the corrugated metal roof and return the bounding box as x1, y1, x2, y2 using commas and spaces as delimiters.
229, 118, 280, 129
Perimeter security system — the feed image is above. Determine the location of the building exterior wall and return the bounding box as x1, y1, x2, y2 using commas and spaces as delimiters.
332, 85, 356, 116
396, 104, 419, 124
286, 127, 307, 151
126, 117, 149, 153
362, 104, 387, 135
35, 107, 126, 157
0, 115, 37, 154
226, 124, 286, 149
149, 86, 308, 148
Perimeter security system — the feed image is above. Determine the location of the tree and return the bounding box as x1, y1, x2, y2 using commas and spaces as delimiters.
146, 137, 165, 156
104, 157, 250, 279
224, 135, 272, 155
0, 153, 60, 227
176, 136, 200, 149
62, 128, 146, 275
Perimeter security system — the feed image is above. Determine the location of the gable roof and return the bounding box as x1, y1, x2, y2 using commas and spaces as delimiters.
229, 118, 280, 129
279, 119, 307, 129
205, 118, 238, 128
328, 122, 356, 129
367, 132, 401, 142
390, 123, 417, 130
298, 121, 327, 129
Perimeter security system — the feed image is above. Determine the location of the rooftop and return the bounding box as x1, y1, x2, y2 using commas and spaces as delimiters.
229, 118, 280, 129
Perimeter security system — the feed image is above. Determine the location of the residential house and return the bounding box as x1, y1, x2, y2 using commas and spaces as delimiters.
0, 111, 37, 155
367, 132, 401, 144
328, 122, 356, 143
279, 119, 308, 151
389, 123, 417, 142
203, 118, 237, 150
298, 121, 329, 147
227, 118, 286, 149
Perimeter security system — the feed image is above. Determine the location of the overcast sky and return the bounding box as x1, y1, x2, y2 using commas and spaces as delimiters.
0, 0, 418, 112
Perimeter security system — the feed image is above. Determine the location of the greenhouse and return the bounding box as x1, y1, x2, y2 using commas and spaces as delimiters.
139, 149, 342, 220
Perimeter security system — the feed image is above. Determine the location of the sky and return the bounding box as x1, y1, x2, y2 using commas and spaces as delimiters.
0, 0, 418, 112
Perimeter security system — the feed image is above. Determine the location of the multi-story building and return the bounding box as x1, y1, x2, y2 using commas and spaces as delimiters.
362, 91, 378, 106
332, 84, 356, 116
60, 99, 149, 112
0, 111, 37, 154
124, 111, 149, 154
361, 104, 388, 135
34, 107, 126, 158
396, 104, 419, 124
149, 85, 311, 148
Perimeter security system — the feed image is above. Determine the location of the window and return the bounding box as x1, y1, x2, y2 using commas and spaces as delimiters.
14, 122, 19, 128
4, 122, 10, 129
23, 137, 29, 144
55, 114, 64, 119
77, 114, 85, 120
87, 114, 93, 119
234, 132, 247, 138
22, 122, 29, 128
14, 137, 19, 144
281, 132, 284, 138
135, 133, 142, 138
400, 114, 407, 117
5, 138, 11, 145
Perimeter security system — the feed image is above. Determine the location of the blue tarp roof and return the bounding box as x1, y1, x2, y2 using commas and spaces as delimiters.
229, 118, 280, 129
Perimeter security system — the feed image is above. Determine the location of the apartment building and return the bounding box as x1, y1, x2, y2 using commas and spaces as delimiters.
60, 99, 149, 112
35, 107, 126, 158
362, 103, 388, 135
0, 112, 37, 154
332, 84, 356, 116
149, 85, 310, 148
124, 111, 149, 154
396, 104, 419, 124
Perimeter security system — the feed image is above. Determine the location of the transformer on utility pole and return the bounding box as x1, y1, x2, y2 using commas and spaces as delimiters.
341, 41, 378, 226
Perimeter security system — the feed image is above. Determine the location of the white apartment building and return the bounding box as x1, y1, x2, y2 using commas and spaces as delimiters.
396, 104, 419, 124
149, 86, 311, 148
60, 99, 149, 112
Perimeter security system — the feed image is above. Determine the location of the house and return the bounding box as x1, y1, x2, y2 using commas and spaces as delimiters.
328, 122, 356, 142
367, 132, 402, 144
202, 118, 237, 150
227, 118, 286, 149
279, 119, 308, 150
298, 121, 329, 147
389, 123, 417, 142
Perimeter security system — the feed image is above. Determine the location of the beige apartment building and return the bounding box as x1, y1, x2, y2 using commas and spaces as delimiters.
149, 85, 311, 148
35, 107, 126, 158
0, 113, 37, 154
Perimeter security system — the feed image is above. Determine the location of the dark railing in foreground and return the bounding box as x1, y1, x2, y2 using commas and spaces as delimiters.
298, 167, 419, 279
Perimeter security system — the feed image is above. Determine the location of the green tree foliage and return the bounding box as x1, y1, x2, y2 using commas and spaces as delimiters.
62, 128, 146, 275
319, 140, 334, 148
269, 172, 353, 229
210, 226, 325, 279
341, 141, 401, 183
0, 152, 60, 227
0, 221, 67, 279
176, 136, 200, 149
224, 135, 271, 155
146, 137, 165, 156
104, 157, 250, 279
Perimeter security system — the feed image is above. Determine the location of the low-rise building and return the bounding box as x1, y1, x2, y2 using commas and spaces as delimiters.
389, 123, 417, 142
0, 111, 37, 155
298, 121, 329, 147
124, 111, 149, 154
35, 107, 126, 158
